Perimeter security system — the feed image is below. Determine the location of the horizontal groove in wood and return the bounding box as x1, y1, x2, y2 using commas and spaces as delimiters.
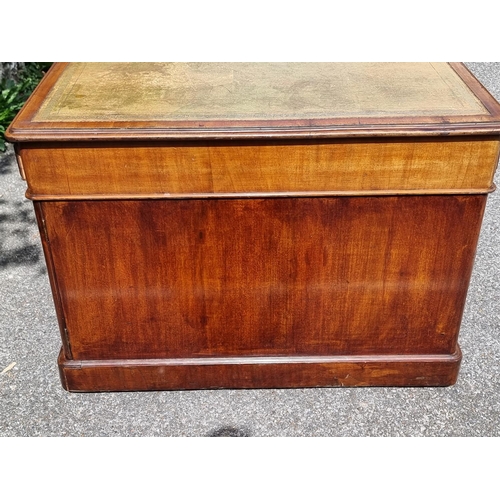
65, 350, 462, 368
26, 186, 497, 201
58, 348, 462, 391
8, 124, 500, 141
19, 137, 500, 196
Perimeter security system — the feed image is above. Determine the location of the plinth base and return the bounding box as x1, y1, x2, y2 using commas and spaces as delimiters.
58, 348, 462, 392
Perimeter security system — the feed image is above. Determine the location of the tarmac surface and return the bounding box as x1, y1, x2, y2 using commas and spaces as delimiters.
0, 62, 499, 437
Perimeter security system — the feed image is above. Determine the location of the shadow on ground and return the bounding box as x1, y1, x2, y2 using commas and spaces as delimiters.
0, 148, 14, 176
0, 149, 42, 270
207, 426, 252, 437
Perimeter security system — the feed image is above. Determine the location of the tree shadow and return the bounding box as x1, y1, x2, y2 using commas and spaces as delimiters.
0, 147, 14, 176
0, 196, 42, 269
0, 146, 43, 269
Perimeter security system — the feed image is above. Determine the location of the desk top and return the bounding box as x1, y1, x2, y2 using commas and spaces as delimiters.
6, 62, 500, 141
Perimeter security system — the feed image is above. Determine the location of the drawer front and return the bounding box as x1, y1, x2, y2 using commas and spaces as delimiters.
20, 137, 499, 199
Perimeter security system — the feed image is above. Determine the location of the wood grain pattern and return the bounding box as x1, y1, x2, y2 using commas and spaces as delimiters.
39, 196, 485, 362
19, 137, 499, 198
58, 349, 462, 391
34, 203, 72, 358
11, 62, 499, 391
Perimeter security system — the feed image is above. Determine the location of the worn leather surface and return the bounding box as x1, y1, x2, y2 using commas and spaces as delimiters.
34, 62, 487, 122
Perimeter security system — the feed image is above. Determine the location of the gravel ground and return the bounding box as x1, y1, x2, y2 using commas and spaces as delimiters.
0, 62, 499, 437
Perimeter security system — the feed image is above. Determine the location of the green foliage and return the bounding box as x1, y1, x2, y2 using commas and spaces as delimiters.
0, 63, 52, 152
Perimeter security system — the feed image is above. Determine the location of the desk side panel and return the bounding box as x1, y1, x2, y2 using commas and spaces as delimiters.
40, 195, 485, 361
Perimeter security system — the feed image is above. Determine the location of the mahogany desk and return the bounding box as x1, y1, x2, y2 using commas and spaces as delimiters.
6, 63, 500, 391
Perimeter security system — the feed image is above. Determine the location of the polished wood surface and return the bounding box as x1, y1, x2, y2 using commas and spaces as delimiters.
58, 349, 462, 392
18, 137, 499, 198
39, 196, 484, 362
8, 63, 500, 390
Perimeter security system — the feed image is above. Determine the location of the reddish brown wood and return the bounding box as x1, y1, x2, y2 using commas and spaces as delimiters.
58, 348, 462, 391
7, 63, 500, 391
39, 196, 485, 367
33, 203, 72, 358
